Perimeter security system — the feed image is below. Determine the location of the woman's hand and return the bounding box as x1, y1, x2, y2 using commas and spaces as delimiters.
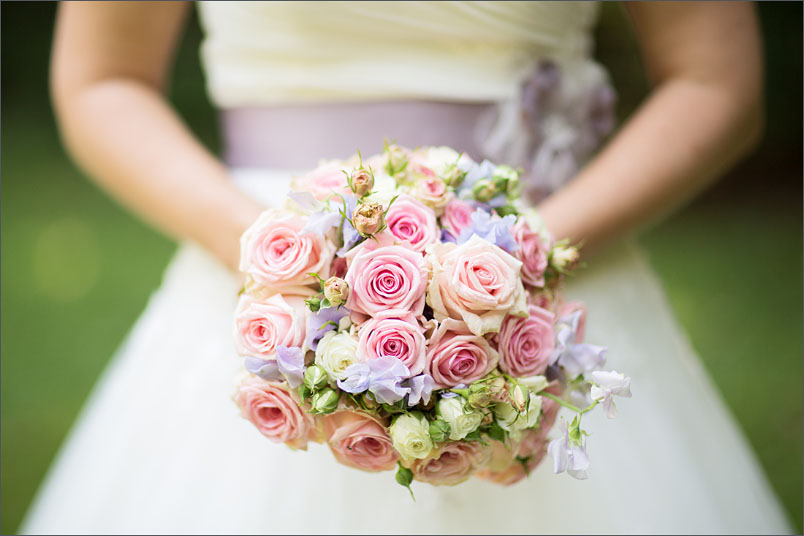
537, 1, 763, 257
50, 1, 263, 270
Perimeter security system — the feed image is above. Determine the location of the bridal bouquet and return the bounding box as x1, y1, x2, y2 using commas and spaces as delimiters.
232, 143, 631, 495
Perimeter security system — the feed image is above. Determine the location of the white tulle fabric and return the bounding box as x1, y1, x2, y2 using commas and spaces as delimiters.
22, 169, 792, 535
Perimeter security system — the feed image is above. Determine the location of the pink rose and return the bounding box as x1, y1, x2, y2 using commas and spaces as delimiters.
497, 305, 555, 378
234, 376, 320, 449
426, 235, 528, 336
409, 441, 491, 486
412, 174, 453, 213
330, 256, 348, 279
323, 410, 398, 472
357, 312, 427, 377
385, 195, 439, 254
240, 209, 335, 290
426, 319, 499, 388
290, 163, 350, 201
440, 200, 474, 239
558, 301, 587, 342
475, 429, 548, 486
234, 294, 310, 359
512, 219, 550, 288
345, 242, 428, 317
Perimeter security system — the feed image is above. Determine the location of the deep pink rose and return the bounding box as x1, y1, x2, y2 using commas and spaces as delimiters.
409, 441, 491, 486
385, 195, 439, 253
234, 294, 309, 359
290, 163, 350, 201
330, 256, 348, 279
323, 410, 398, 472
234, 377, 320, 449
498, 305, 555, 378
426, 319, 499, 388
512, 219, 550, 288
240, 209, 335, 290
427, 235, 528, 336
345, 242, 428, 317
357, 312, 427, 377
558, 301, 587, 342
440, 200, 474, 239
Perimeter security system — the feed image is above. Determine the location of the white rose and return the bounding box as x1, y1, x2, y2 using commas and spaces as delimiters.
389, 413, 434, 461
436, 397, 483, 440
314, 331, 361, 381
425, 146, 462, 175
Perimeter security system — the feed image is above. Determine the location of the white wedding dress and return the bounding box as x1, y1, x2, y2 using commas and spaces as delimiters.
21, 2, 793, 534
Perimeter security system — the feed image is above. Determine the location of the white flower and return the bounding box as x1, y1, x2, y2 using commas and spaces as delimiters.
436, 397, 483, 440
492, 392, 542, 435
314, 331, 361, 381
552, 310, 607, 377
389, 412, 434, 461
517, 374, 549, 392
589, 370, 632, 419
362, 172, 398, 206
425, 146, 462, 175
548, 420, 590, 480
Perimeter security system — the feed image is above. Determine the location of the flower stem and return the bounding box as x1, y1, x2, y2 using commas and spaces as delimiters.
539, 392, 599, 415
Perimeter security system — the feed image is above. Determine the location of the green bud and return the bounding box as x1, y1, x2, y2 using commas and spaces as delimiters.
472, 179, 496, 202
303, 365, 329, 392
468, 382, 492, 409
305, 296, 322, 312
493, 164, 519, 183
395, 462, 416, 501
443, 164, 466, 188
310, 387, 340, 414
297, 383, 313, 401
568, 415, 586, 447
428, 419, 451, 443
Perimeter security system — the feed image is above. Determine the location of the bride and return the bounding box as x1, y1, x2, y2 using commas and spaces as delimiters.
23, 1, 792, 534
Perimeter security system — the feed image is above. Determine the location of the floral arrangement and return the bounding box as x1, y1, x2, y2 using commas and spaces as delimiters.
232, 143, 632, 495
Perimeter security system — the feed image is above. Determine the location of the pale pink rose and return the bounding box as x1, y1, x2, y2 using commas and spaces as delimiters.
558, 301, 587, 342
409, 441, 491, 486
527, 291, 554, 310
234, 294, 310, 359
426, 235, 528, 336
290, 163, 350, 201
412, 173, 453, 213
512, 219, 550, 288
323, 410, 398, 472
497, 305, 555, 378
357, 312, 427, 377
240, 209, 335, 290
345, 242, 428, 317
426, 319, 499, 388
234, 376, 321, 449
440, 200, 474, 239
385, 195, 439, 254
475, 429, 548, 486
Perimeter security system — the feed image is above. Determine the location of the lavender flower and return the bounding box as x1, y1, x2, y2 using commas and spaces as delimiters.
456, 209, 518, 253
276, 345, 305, 388
303, 208, 341, 236
405, 374, 435, 406
336, 362, 371, 394
367, 357, 411, 405
305, 306, 350, 351
336, 195, 361, 256
243, 357, 282, 382
589, 370, 632, 418
548, 419, 590, 480
551, 310, 607, 377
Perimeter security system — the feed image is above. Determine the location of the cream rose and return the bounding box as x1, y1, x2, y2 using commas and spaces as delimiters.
389, 412, 433, 461
436, 397, 483, 440
426, 235, 527, 336
314, 331, 362, 381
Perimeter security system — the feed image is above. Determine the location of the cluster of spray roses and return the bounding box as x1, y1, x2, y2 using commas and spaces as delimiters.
232, 143, 632, 495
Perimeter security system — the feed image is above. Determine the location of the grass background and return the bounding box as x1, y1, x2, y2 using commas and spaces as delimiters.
1, 3, 801, 533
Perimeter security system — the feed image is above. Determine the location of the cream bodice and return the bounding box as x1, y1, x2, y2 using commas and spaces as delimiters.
197, 1, 602, 107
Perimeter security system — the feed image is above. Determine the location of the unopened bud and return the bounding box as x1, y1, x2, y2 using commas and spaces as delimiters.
468, 383, 492, 409
510, 383, 529, 413
303, 364, 329, 392
352, 203, 384, 236
323, 277, 349, 306
310, 387, 340, 414
351, 169, 374, 196
551, 245, 580, 272
472, 179, 496, 203
428, 419, 451, 443
443, 165, 466, 188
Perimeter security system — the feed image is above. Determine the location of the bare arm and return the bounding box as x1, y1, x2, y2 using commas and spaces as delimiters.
51, 1, 262, 270
537, 2, 763, 255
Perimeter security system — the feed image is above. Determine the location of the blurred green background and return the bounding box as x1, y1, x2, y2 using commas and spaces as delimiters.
1, 2, 801, 534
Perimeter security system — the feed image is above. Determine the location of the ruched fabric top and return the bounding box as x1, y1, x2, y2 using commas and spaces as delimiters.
197, 1, 601, 107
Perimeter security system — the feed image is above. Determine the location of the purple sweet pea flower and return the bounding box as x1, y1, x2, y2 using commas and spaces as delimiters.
551, 310, 607, 377
276, 345, 305, 388
405, 374, 435, 406
457, 159, 496, 199
336, 195, 361, 257
288, 191, 320, 212
548, 420, 590, 480
337, 362, 372, 393
367, 357, 411, 405
456, 209, 519, 253
244, 357, 283, 382
305, 306, 350, 351
303, 208, 342, 236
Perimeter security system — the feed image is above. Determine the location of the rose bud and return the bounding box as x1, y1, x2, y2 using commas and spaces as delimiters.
551, 244, 580, 272
510, 383, 529, 413
468, 383, 492, 409
443, 164, 466, 188
351, 168, 374, 196
311, 387, 340, 414
428, 419, 451, 443
472, 179, 497, 202
352, 202, 385, 236
323, 277, 349, 306
303, 364, 329, 392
